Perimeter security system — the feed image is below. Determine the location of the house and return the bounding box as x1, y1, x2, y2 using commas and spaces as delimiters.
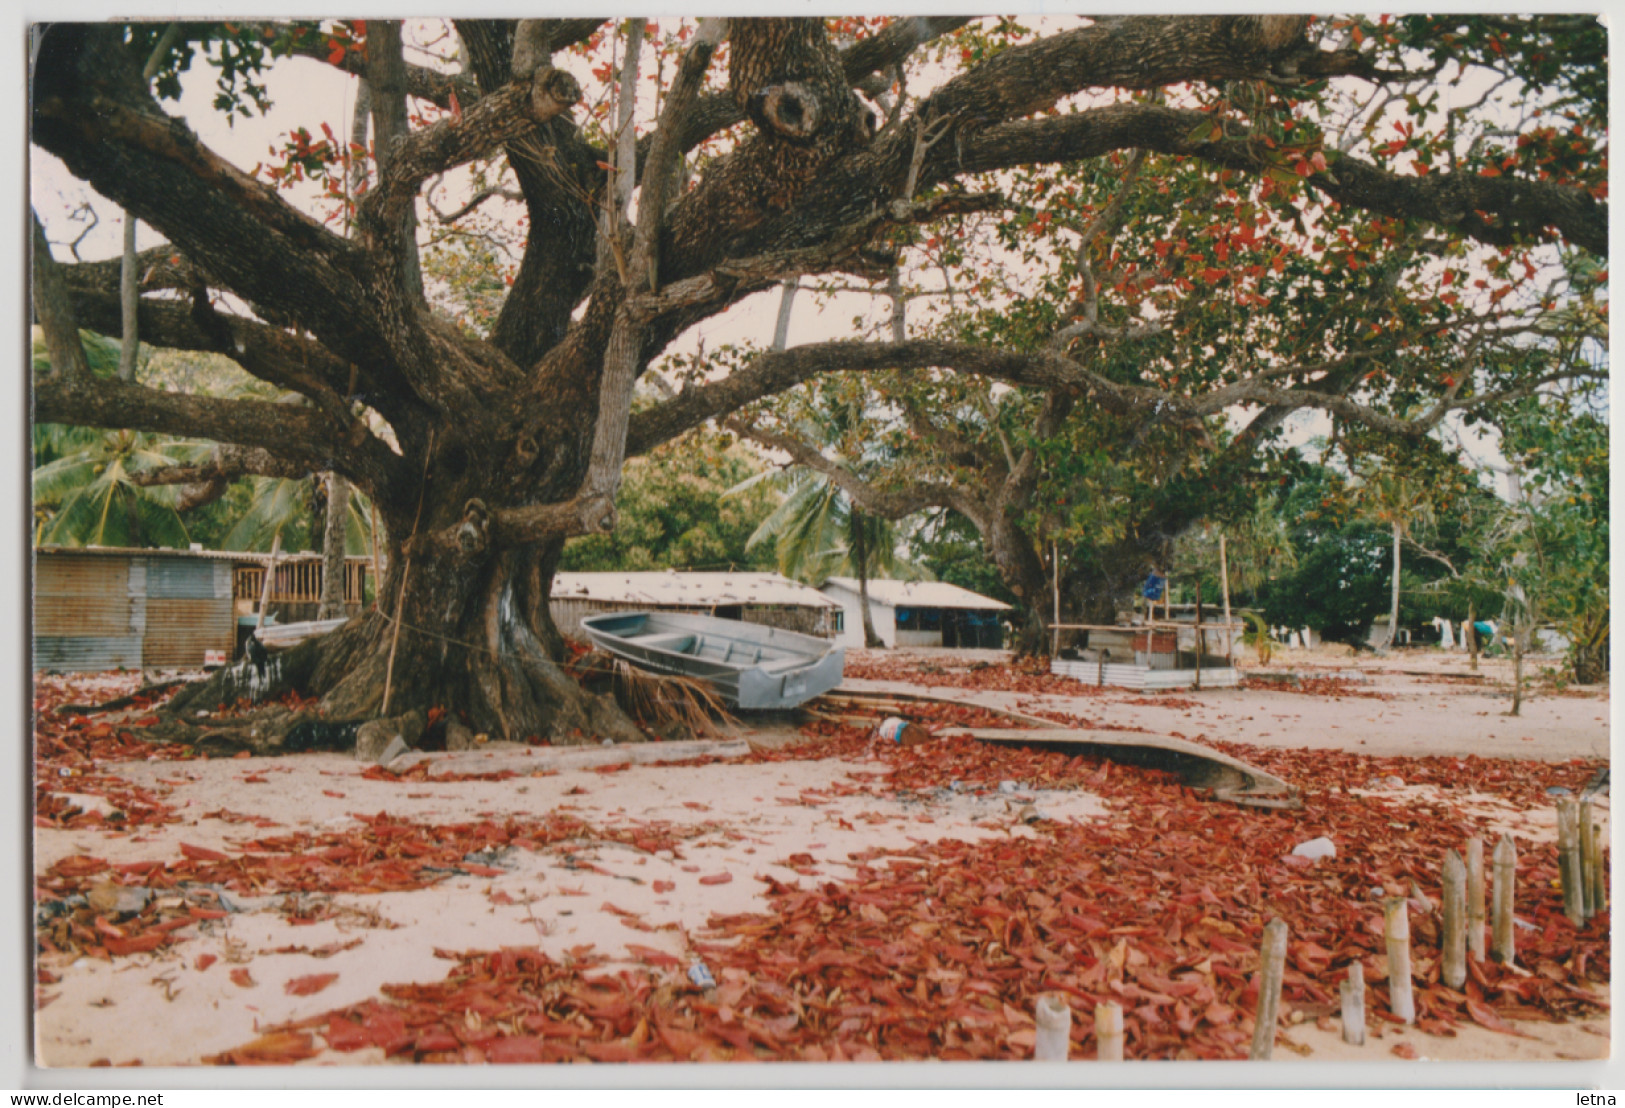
34, 545, 370, 673
819, 577, 1010, 649
549, 571, 841, 639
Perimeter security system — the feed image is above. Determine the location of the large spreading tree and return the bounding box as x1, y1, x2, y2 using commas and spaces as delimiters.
30, 16, 1606, 750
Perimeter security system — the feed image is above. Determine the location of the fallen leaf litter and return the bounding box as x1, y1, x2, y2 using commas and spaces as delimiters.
32, 672, 1607, 1065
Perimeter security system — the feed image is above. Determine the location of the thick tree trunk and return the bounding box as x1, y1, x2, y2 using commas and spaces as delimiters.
160, 472, 645, 755
317, 474, 351, 620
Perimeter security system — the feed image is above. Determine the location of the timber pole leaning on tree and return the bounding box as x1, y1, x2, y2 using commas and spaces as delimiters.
1249, 918, 1288, 1060
1383, 898, 1414, 1024
255, 531, 282, 632
1491, 834, 1516, 964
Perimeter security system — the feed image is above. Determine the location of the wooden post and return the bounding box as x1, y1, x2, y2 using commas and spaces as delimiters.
1578, 800, 1598, 919
1441, 849, 1467, 989
1558, 800, 1585, 924
1249, 918, 1289, 1060
1219, 533, 1233, 658
254, 531, 282, 631
1382, 898, 1414, 1023
1034, 993, 1071, 1061
382, 430, 434, 720
1193, 590, 1204, 692
1491, 834, 1516, 964
1094, 1001, 1124, 1061
1052, 541, 1061, 658
1466, 837, 1486, 962
1339, 962, 1365, 1046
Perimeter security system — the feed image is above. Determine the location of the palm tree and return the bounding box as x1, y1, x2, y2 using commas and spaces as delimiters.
33, 429, 207, 548
744, 472, 922, 647
1352, 467, 1435, 650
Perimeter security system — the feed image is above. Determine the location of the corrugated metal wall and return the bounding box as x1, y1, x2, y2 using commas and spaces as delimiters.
34, 554, 143, 672
35, 553, 235, 672
143, 559, 234, 668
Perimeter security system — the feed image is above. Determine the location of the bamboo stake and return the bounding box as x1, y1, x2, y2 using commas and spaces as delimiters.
1491, 834, 1516, 964
1441, 849, 1467, 989
1588, 818, 1606, 916
1466, 837, 1486, 962
1094, 1001, 1124, 1061
254, 531, 282, 631
1339, 962, 1365, 1046
1033, 994, 1071, 1061
1382, 898, 1414, 1024
1249, 918, 1289, 1059
1558, 800, 1584, 925
1578, 800, 1597, 919
1218, 533, 1233, 658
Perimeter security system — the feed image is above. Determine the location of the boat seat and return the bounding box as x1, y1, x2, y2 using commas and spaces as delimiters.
758, 656, 809, 674
633, 633, 696, 653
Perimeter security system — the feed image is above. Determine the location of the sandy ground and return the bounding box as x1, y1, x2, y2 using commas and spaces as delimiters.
847, 645, 1611, 763
33, 646, 1611, 1070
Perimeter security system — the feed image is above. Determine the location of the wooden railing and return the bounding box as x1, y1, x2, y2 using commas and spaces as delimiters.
235, 560, 366, 606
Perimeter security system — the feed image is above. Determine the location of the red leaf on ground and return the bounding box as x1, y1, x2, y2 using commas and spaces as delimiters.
1466, 997, 1526, 1036
195, 954, 217, 971
285, 973, 339, 996
180, 842, 230, 862
1390, 1042, 1418, 1059
230, 967, 256, 988
699, 872, 733, 886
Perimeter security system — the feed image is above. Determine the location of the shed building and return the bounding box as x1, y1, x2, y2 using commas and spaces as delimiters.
550, 572, 841, 639
820, 577, 1010, 649
34, 546, 370, 672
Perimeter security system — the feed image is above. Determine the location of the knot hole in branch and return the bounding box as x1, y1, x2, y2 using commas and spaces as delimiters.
751, 83, 820, 141
530, 68, 583, 121
457, 498, 491, 557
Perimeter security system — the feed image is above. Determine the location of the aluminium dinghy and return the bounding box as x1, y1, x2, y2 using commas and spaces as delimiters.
578, 610, 845, 710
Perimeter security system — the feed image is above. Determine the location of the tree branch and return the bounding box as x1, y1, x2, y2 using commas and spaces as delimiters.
727, 416, 972, 522
30, 210, 91, 378
34, 375, 404, 497
32, 27, 379, 359
581, 20, 728, 512
359, 66, 583, 236
957, 102, 1607, 256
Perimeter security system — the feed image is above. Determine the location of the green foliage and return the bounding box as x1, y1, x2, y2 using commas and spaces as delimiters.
560, 432, 778, 572
33, 430, 206, 549
1498, 395, 1609, 681
745, 473, 924, 586
909, 511, 1018, 608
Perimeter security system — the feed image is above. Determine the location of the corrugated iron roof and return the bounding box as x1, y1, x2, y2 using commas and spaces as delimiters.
823, 577, 1011, 611
551, 571, 839, 609
36, 545, 369, 564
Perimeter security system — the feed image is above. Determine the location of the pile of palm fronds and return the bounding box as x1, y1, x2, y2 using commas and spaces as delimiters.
610, 658, 735, 736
